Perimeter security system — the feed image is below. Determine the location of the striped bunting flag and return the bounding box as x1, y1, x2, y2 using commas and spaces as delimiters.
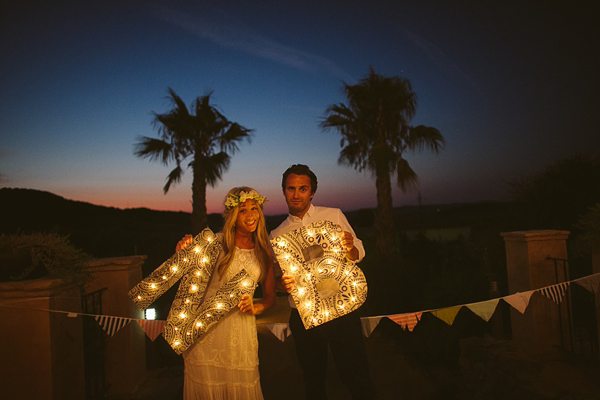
136, 319, 166, 341
95, 315, 131, 336
538, 282, 570, 304
388, 312, 422, 332
574, 273, 600, 293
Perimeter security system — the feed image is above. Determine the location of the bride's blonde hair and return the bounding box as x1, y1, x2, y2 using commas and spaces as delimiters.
218, 186, 271, 281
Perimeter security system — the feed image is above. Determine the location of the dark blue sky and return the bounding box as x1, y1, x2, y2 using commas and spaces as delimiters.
1, 0, 598, 215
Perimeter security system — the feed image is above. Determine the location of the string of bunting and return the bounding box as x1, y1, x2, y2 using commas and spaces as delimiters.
360, 272, 600, 336
2, 272, 599, 342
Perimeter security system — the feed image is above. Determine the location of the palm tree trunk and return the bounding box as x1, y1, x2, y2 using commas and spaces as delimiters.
191, 163, 207, 235
374, 168, 396, 257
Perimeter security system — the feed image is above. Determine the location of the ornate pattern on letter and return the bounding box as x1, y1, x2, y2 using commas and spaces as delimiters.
128, 228, 256, 354
163, 268, 255, 354
128, 228, 220, 310
270, 220, 368, 329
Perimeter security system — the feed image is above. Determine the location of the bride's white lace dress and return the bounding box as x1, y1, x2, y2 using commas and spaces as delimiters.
183, 247, 264, 400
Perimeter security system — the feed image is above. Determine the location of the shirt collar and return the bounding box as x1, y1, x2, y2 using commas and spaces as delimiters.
288, 203, 314, 222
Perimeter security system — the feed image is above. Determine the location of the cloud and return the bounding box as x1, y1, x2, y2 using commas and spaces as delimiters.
149, 4, 354, 82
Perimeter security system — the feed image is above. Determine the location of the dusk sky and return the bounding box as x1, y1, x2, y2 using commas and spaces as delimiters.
1, 1, 598, 216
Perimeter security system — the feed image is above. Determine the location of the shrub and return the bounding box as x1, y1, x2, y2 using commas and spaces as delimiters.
0, 232, 93, 285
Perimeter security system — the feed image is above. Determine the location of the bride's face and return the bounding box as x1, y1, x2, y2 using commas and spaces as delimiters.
236, 199, 260, 234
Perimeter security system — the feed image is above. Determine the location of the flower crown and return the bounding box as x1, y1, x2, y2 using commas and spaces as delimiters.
224, 189, 268, 210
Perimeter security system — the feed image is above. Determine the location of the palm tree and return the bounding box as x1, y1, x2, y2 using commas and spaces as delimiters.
321, 67, 444, 257
134, 88, 252, 234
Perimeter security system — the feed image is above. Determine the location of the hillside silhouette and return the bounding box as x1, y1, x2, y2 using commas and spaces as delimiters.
0, 188, 510, 262
0, 188, 511, 303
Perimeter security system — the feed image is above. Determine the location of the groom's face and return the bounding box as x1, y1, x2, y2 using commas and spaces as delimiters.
283, 173, 313, 217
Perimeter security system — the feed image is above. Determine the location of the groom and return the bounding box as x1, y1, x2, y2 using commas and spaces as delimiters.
270, 164, 374, 400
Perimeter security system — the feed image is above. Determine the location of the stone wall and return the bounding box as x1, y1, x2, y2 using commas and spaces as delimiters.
0, 278, 85, 400
0, 255, 147, 399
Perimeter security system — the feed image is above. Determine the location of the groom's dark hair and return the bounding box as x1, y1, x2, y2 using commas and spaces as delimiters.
281, 164, 318, 194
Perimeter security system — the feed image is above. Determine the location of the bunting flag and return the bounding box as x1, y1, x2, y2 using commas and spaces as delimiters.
431, 306, 462, 325
388, 312, 422, 332
360, 316, 383, 337
466, 299, 500, 322
95, 315, 131, 336
264, 323, 292, 342
502, 291, 534, 314
573, 273, 600, 293
538, 282, 570, 304
136, 319, 166, 341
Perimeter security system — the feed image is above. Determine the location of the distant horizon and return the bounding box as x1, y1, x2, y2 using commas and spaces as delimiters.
0, 186, 509, 218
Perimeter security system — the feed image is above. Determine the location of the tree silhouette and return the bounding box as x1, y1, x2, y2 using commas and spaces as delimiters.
509, 154, 600, 232
135, 88, 252, 234
321, 67, 444, 257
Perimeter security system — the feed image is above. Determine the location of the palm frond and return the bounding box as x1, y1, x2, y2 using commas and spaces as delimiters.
133, 136, 174, 165
167, 87, 191, 118
406, 125, 446, 154
396, 158, 419, 192
163, 164, 183, 193
201, 152, 231, 187
338, 142, 367, 171
219, 123, 253, 154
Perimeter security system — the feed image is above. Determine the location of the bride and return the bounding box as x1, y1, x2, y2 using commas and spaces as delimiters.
178, 187, 276, 400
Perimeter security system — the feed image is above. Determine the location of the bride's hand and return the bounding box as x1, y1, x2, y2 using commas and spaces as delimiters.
176, 234, 193, 252
238, 294, 256, 315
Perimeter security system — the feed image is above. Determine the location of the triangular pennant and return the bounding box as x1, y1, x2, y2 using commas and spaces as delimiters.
539, 282, 570, 304
136, 319, 166, 341
503, 291, 534, 314
431, 306, 461, 325
465, 299, 500, 322
387, 312, 422, 332
573, 273, 600, 293
360, 316, 382, 337
94, 315, 131, 336
264, 323, 292, 342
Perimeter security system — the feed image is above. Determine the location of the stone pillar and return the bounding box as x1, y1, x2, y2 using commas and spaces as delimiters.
0, 278, 85, 400
86, 255, 147, 396
501, 230, 570, 351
